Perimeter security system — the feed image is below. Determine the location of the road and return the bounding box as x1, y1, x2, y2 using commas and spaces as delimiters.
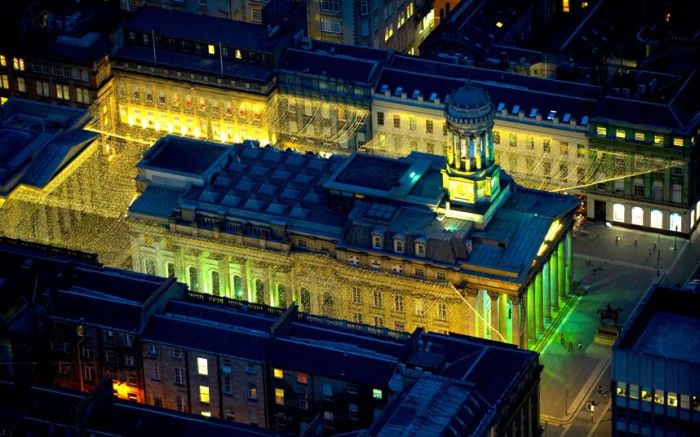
538, 221, 700, 437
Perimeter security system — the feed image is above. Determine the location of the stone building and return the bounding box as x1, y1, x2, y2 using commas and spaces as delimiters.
127, 85, 578, 348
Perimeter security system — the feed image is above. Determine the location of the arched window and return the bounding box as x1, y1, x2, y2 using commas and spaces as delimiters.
613, 203, 625, 223
210, 271, 220, 296
650, 210, 663, 229
276, 284, 287, 308
232, 275, 243, 299
144, 258, 156, 276
322, 292, 334, 316
631, 207, 644, 226
255, 280, 265, 304
300, 288, 311, 312
188, 267, 199, 292
166, 262, 175, 278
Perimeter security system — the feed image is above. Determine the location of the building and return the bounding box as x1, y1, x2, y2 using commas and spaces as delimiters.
0, 2, 122, 109
612, 285, 700, 436
127, 84, 579, 349
0, 238, 543, 436
0, 378, 275, 436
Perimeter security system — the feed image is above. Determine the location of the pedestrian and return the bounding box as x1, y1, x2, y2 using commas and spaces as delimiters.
597, 384, 603, 396
560, 332, 565, 346
578, 341, 583, 351
568, 341, 573, 352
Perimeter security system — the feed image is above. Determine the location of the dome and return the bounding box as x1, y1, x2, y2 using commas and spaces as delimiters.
445, 85, 493, 125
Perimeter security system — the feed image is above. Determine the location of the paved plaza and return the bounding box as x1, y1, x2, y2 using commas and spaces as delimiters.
537, 221, 700, 437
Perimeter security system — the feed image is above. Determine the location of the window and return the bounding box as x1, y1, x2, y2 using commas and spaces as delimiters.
415, 299, 425, 316
223, 375, 232, 394
633, 179, 644, 196
320, 17, 342, 34
394, 295, 404, 312
393, 114, 400, 128
125, 355, 136, 367
245, 361, 256, 374
172, 349, 183, 359
352, 287, 362, 304
105, 350, 114, 363
672, 184, 682, 203
247, 383, 257, 400
297, 373, 308, 384
76, 88, 90, 104
436, 272, 446, 281
58, 361, 71, 375
207, 44, 215, 55
201, 411, 211, 417
415, 242, 425, 257
176, 396, 186, 412
144, 258, 156, 276
559, 142, 569, 155
35, 81, 49, 96
395, 321, 405, 331
634, 132, 645, 141
174, 367, 185, 385
409, 117, 416, 131
415, 268, 424, 278
652, 181, 663, 201
615, 382, 626, 396
13, 58, 24, 71
631, 207, 644, 226
394, 238, 404, 253
374, 316, 384, 327
670, 213, 682, 232
349, 403, 359, 420
84, 365, 95, 381
151, 362, 160, 380
508, 133, 517, 147
614, 178, 624, 194
667, 392, 678, 407
251, 8, 262, 22
148, 344, 158, 356
373, 388, 383, 400
377, 111, 384, 125
372, 235, 383, 249
197, 357, 208, 376
596, 126, 607, 136
373, 290, 382, 307
673, 137, 684, 147
437, 303, 447, 320
0, 55, 4, 66
81, 347, 93, 359
353, 313, 363, 323
613, 203, 625, 222
493, 130, 500, 144
323, 383, 333, 400
275, 388, 285, 405
616, 129, 626, 139
0, 75, 8, 89
425, 120, 433, 134
542, 139, 551, 153
361, 20, 369, 36
577, 144, 585, 157
654, 135, 663, 145
16, 77, 25, 93
188, 266, 199, 291
273, 368, 284, 379
56, 84, 70, 100
324, 411, 334, 426
650, 210, 663, 229
200, 386, 210, 403
526, 136, 535, 150
300, 288, 311, 312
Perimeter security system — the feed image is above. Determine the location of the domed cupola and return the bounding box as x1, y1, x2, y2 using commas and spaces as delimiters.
441, 85, 503, 216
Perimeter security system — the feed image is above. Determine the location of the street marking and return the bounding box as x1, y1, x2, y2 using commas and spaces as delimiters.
573, 253, 666, 273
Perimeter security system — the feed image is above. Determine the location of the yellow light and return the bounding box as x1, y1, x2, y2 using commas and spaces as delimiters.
235, 49, 242, 59
127, 116, 135, 127
544, 220, 562, 242
208, 44, 215, 55
141, 118, 148, 129
180, 125, 187, 136
193, 128, 200, 138
496, 21, 503, 28
220, 132, 227, 143
154, 120, 161, 131
273, 368, 283, 379
167, 124, 174, 133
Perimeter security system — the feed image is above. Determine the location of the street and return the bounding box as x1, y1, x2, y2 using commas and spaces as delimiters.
538, 221, 700, 437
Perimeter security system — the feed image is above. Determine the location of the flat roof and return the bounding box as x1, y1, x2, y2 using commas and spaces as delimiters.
335, 155, 411, 191
140, 136, 230, 176
633, 312, 700, 364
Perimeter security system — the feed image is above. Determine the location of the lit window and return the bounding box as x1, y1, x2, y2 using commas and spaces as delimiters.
373, 388, 383, 400
673, 137, 684, 147
668, 392, 678, 407
393, 238, 404, 253
201, 411, 211, 417
670, 212, 682, 232
297, 373, 308, 384
654, 135, 663, 145
562, 0, 569, 12
13, 58, 24, 71
616, 382, 626, 396
17, 77, 25, 93
323, 383, 333, 400
615, 129, 626, 139
199, 385, 210, 403
496, 21, 503, 27
613, 203, 625, 222
634, 132, 645, 141
0, 55, 5, 66
275, 388, 285, 405
596, 126, 607, 136
631, 207, 644, 226
197, 357, 208, 376
208, 44, 215, 55
273, 368, 283, 379
247, 383, 257, 400
650, 210, 663, 229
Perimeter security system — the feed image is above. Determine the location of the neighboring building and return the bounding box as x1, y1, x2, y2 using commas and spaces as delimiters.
0, 238, 543, 436
127, 84, 579, 349
0, 98, 98, 208
0, 378, 275, 436
0, 3, 122, 109
612, 285, 700, 436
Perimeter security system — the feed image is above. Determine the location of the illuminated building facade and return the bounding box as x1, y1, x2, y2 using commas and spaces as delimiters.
612, 285, 700, 436
0, 239, 542, 435
127, 85, 579, 349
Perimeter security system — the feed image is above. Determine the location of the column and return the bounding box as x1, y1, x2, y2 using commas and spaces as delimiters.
488, 292, 500, 341
480, 132, 487, 168
468, 135, 475, 170
220, 257, 230, 298
526, 283, 536, 344
511, 296, 521, 348
465, 288, 480, 338
550, 250, 559, 311
543, 262, 551, 322
565, 232, 573, 295
267, 263, 275, 305
198, 251, 208, 294
557, 241, 566, 299
535, 272, 544, 334
499, 293, 508, 341
242, 259, 252, 302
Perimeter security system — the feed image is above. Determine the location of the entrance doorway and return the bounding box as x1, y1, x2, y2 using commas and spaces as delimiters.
594, 200, 607, 221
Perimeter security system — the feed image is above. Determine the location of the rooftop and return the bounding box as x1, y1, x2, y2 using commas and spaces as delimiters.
616, 285, 700, 364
